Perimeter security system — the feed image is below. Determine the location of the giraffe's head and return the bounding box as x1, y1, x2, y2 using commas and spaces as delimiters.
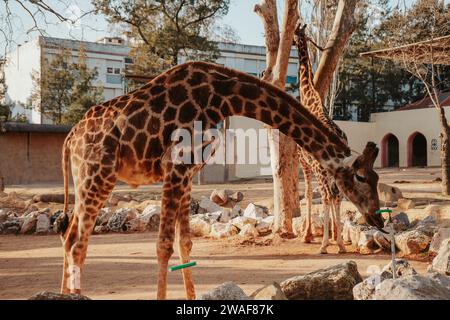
335, 142, 383, 229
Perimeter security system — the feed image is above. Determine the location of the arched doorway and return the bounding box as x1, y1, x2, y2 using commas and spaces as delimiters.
381, 133, 399, 167
408, 132, 427, 167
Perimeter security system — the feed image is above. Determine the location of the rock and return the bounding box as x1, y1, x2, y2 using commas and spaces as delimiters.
353, 259, 417, 300
219, 207, 239, 223
382, 258, 418, 277
96, 208, 114, 227
414, 216, 439, 237
292, 214, 324, 237
229, 191, 244, 202
94, 225, 108, 234
428, 272, 450, 290
210, 189, 229, 206
349, 223, 369, 246
20, 214, 38, 234
373, 230, 391, 249
190, 217, 212, 237
397, 198, 415, 211
431, 239, 450, 275
1, 217, 23, 234
255, 221, 272, 235
205, 211, 223, 223
199, 196, 222, 213
134, 199, 160, 212
238, 224, 259, 238
391, 212, 410, 232
125, 218, 147, 232
430, 228, 450, 254
199, 282, 249, 300
210, 222, 238, 239
35, 213, 50, 234
230, 216, 258, 229
0, 209, 7, 223
378, 183, 403, 205
280, 261, 362, 300
358, 229, 377, 254
250, 282, 287, 300
243, 203, 268, 220
395, 229, 432, 255
139, 205, 160, 230
29, 291, 91, 300
353, 272, 392, 300
107, 208, 138, 232
373, 275, 450, 300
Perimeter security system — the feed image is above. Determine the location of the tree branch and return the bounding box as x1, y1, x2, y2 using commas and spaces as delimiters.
313, 0, 359, 100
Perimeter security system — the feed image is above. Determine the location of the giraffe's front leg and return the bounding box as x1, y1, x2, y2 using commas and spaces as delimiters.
320, 200, 331, 254
332, 199, 346, 253
156, 164, 190, 300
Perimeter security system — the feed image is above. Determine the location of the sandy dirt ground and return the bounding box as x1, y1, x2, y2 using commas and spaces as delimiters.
0, 167, 446, 300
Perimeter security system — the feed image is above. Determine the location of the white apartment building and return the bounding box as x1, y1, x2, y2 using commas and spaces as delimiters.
1, 37, 299, 124
2, 36, 131, 123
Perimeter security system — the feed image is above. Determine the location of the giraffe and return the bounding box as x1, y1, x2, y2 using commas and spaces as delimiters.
56, 61, 383, 300
294, 24, 346, 254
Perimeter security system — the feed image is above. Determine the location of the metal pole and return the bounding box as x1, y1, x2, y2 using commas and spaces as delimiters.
389, 212, 396, 279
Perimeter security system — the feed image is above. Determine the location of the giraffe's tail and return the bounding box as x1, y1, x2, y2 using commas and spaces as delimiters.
54, 137, 71, 234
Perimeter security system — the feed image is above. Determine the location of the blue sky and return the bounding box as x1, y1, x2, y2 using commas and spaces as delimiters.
1, 0, 448, 53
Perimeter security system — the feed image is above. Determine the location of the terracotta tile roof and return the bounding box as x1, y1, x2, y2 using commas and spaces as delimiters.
398, 91, 450, 110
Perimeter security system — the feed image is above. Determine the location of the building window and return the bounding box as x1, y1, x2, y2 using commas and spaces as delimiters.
106, 74, 122, 84
114, 68, 121, 74
124, 57, 133, 64
107, 67, 113, 74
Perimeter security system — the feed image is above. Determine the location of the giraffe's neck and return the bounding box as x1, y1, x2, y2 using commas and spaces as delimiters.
149, 62, 350, 174
297, 30, 325, 116
295, 29, 347, 143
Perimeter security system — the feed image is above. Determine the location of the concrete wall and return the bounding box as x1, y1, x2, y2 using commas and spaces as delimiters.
0, 131, 66, 184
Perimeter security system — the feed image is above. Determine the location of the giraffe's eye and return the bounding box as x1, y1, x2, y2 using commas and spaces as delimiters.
355, 173, 366, 183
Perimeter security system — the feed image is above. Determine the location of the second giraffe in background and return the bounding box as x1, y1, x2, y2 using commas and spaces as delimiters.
294, 24, 346, 254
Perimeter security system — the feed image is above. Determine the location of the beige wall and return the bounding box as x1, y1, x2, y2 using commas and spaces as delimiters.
369, 107, 444, 167
225, 107, 444, 180
0, 132, 67, 184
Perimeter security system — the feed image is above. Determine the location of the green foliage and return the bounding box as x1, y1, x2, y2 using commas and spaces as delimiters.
94, 0, 232, 75
29, 45, 103, 125
0, 103, 10, 121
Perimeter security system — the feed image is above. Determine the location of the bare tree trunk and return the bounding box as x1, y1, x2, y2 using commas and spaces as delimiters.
255, 0, 300, 237
438, 107, 450, 195
313, 0, 359, 100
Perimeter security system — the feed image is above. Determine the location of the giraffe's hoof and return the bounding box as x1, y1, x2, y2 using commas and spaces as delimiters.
320, 247, 328, 254
338, 246, 347, 254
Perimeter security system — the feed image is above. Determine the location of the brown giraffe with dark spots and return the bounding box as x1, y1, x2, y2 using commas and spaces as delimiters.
57, 61, 383, 299
294, 24, 346, 253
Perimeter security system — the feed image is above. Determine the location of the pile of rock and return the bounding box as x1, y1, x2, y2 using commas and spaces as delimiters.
353, 259, 450, 300
0, 208, 53, 235
342, 203, 445, 257
200, 260, 364, 300
201, 259, 450, 301
190, 196, 274, 239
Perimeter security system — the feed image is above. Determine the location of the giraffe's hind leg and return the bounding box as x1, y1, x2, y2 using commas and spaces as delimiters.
176, 178, 195, 299
156, 163, 194, 300
299, 160, 313, 243
61, 161, 117, 294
